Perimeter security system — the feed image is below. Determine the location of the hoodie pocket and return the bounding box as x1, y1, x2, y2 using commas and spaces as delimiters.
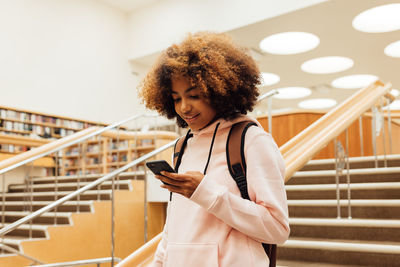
165, 242, 218, 267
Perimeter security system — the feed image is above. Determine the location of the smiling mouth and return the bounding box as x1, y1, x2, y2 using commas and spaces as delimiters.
183, 114, 200, 122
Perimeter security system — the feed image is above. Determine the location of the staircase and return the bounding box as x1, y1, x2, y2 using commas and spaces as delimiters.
0, 171, 150, 266
278, 154, 400, 267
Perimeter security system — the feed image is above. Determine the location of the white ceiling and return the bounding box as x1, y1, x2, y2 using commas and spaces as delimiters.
226, 0, 400, 114
106, 0, 400, 114
97, 0, 162, 12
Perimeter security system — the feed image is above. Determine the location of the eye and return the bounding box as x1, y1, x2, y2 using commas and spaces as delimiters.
189, 95, 199, 99
172, 97, 181, 103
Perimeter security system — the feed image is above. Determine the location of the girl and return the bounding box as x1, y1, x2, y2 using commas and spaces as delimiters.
139, 32, 289, 267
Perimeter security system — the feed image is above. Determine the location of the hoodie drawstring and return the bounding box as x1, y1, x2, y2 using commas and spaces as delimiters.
203, 122, 220, 175
170, 122, 220, 202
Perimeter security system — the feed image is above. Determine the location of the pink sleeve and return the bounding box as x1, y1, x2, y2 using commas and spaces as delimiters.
190, 127, 290, 244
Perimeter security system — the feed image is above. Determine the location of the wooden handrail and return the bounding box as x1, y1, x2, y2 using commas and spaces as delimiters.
117, 81, 393, 267
281, 80, 391, 182
100, 130, 179, 140
115, 233, 162, 267
0, 127, 179, 175
0, 133, 51, 147
256, 91, 396, 119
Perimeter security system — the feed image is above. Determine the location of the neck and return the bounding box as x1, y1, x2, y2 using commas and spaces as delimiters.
198, 115, 220, 131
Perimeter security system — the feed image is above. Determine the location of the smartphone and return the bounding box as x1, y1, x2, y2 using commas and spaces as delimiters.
145, 160, 176, 185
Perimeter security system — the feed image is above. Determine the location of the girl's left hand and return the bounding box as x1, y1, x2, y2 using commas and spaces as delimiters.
155, 171, 204, 198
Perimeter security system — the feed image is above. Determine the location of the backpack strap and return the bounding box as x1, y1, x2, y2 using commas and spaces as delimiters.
226, 121, 257, 200
173, 129, 192, 172
226, 120, 277, 267
263, 243, 277, 267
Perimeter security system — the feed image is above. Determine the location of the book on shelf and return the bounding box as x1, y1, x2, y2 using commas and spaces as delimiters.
0, 144, 29, 153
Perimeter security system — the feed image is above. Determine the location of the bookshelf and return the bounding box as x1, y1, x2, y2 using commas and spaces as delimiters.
0, 106, 179, 176
60, 131, 178, 176
0, 105, 107, 154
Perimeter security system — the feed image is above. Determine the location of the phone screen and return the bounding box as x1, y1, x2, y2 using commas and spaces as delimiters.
146, 160, 175, 175
146, 160, 175, 185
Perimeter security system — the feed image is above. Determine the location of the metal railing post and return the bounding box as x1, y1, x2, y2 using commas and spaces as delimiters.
334, 138, 341, 219
116, 126, 121, 190
1, 174, 5, 255
26, 162, 34, 239
257, 89, 278, 134
371, 107, 378, 168
111, 172, 116, 267
345, 129, 352, 219
54, 151, 59, 225
97, 135, 102, 201
97, 135, 102, 175
387, 102, 393, 155
380, 98, 388, 167
358, 116, 364, 157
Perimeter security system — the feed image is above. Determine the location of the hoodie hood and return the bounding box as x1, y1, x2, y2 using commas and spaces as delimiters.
190, 115, 262, 136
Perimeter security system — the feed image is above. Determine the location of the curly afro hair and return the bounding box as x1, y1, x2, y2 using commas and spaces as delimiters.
138, 31, 261, 128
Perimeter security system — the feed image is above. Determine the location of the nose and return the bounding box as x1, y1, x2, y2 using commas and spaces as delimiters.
180, 98, 192, 114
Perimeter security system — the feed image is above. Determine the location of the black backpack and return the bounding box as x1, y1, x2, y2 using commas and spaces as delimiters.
173, 120, 277, 267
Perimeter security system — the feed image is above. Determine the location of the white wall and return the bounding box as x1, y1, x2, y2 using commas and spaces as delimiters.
127, 0, 327, 60
0, 0, 144, 124
0, 0, 328, 125
0, 166, 46, 193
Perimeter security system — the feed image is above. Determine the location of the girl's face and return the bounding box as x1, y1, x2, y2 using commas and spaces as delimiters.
171, 76, 217, 131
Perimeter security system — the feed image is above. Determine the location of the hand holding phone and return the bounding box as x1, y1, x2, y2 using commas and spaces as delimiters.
146, 160, 204, 198
146, 160, 175, 185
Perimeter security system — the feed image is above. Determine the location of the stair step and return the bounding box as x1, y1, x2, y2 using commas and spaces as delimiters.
0, 211, 71, 224
2, 190, 113, 201
8, 180, 132, 192
0, 234, 51, 256
289, 218, 400, 242
289, 167, 400, 185
286, 182, 400, 199
294, 167, 400, 178
288, 199, 400, 206
279, 238, 400, 266
288, 199, 400, 219
0, 201, 93, 212
289, 218, 400, 227
1, 223, 48, 231
0, 223, 47, 238
31, 171, 145, 184
277, 259, 360, 267
0, 238, 22, 254
282, 156, 400, 265
283, 238, 400, 254
286, 182, 400, 191
302, 154, 400, 171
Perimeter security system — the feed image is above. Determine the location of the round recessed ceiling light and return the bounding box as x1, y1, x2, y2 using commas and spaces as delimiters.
272, 87, 312, 99
259, 32, 320, 55
384, 40, 400, 58
261, 72, 280, 86
383, 100, 400, 110
390, 89, 399, 97
352, 4, 400, 33
301, 56, 354, 74
331, 74, 378, 89
298, 98, 337, 109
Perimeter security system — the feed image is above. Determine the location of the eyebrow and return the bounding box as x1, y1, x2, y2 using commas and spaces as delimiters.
171, 86, 197, 95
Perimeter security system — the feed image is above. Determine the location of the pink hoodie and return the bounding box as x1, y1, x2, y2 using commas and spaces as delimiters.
152, 115, 289, 267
